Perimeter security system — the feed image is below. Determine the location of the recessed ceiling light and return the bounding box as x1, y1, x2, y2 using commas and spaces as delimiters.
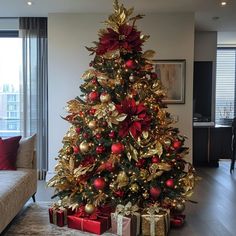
221, 1, 227, 6
27, 1, 32, 5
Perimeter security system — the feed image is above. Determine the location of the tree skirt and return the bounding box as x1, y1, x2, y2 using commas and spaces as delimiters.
5, 202, 114, 236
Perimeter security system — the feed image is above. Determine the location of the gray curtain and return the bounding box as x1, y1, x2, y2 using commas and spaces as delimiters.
19, 17, 48, 178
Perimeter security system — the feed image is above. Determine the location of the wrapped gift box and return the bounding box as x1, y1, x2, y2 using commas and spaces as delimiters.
111, 213, 140, 236
67, 214, 111, 235
141, 209, 170, 236
49, 207, 67, 227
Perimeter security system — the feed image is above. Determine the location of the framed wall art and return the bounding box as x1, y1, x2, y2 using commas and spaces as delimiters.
153, 59, 186, 104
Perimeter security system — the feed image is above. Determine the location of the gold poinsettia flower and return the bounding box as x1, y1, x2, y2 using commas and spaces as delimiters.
94, 102, 127, 127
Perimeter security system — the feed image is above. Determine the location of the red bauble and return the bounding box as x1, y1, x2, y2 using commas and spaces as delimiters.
173, 140, 182, 150
165, 179, 174, 188
111, 142, 125, 154
125, 59, 135, 69
73, 146, 80, 154
89, 108, 96, 115
150, 186, 161, 199
93, 177, 106, 190
95, 133, 102, 139
152, 156, 160, 163
108, 131, 116, 139
151, 72, 158, 79
135, 159, 146, 168
75, 127, 82, 134
96, 145, 106, 154
88, 91, 99, 102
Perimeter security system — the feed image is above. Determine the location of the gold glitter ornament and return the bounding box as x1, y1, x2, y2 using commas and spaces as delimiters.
85, 203, 95, 214
100, 93, 111, 103
130, 183, 139, 192
88, 120, 97, 129
79, 141, 90, 153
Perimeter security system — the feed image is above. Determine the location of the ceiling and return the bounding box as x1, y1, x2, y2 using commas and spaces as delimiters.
0, 0, 236, 32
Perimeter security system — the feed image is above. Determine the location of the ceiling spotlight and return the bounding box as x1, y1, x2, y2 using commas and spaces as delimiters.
221, 1, 227, 6
27, 1, 32, 5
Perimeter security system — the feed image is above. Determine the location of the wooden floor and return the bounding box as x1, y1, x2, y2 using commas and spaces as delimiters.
3, 160, 236, 236
171, 160, 236, 236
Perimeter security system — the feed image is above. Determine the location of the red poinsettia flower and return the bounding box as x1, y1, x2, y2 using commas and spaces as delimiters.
116, 98, 151, 139
96, 24, 144, 55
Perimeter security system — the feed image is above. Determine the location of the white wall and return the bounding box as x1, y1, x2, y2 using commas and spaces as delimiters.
218, 32, 236, 46
48, 12, 195, 176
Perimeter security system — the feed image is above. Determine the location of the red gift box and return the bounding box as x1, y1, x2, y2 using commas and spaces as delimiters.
49, 207, 67, 227
67, 214, 110, 235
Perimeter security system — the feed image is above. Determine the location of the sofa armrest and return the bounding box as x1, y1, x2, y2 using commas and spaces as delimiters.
32, 150, 37, 169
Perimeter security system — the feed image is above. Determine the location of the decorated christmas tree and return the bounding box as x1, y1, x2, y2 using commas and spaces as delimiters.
48, 0, 197, 222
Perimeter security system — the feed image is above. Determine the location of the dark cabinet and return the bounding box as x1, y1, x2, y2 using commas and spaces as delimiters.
193, 126, 232, 167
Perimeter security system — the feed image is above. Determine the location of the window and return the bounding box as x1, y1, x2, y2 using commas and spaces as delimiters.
7, 104, 17, 111
0, 33, 22, 138
215, 48, 236, 125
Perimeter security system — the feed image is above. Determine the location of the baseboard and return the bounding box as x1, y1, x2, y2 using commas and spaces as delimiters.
45, 171, 56, 182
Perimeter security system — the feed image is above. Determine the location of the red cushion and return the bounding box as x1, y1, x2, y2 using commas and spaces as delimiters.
0, 136, 21, 170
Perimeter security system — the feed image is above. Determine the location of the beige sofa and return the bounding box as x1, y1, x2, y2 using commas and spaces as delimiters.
0, 135, 37, 234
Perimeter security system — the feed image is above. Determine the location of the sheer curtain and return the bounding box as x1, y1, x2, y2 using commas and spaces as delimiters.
19, 17, 48, 179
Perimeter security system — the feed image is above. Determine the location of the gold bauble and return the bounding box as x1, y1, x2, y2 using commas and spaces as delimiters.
142, 191, 150, 199
117, 171, 129, 186
100, 93, 111, 103
130, 183, 139, 193
79, 141, 90, 153
175, 202, 185, 213
84, 203, 95, 214
88, 120, 97, 130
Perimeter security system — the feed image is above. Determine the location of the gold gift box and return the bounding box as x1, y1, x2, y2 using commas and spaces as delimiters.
141, 209, 170, 236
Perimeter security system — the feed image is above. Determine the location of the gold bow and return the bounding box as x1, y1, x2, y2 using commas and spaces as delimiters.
146, 204, 161, 216
115, 202, 139, 216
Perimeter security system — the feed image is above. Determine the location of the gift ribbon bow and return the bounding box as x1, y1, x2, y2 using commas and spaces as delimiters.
146, 204, 161, 215
115, 201, 139, 216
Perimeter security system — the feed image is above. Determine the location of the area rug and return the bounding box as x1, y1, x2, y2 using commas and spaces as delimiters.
4, 202, 114, 236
